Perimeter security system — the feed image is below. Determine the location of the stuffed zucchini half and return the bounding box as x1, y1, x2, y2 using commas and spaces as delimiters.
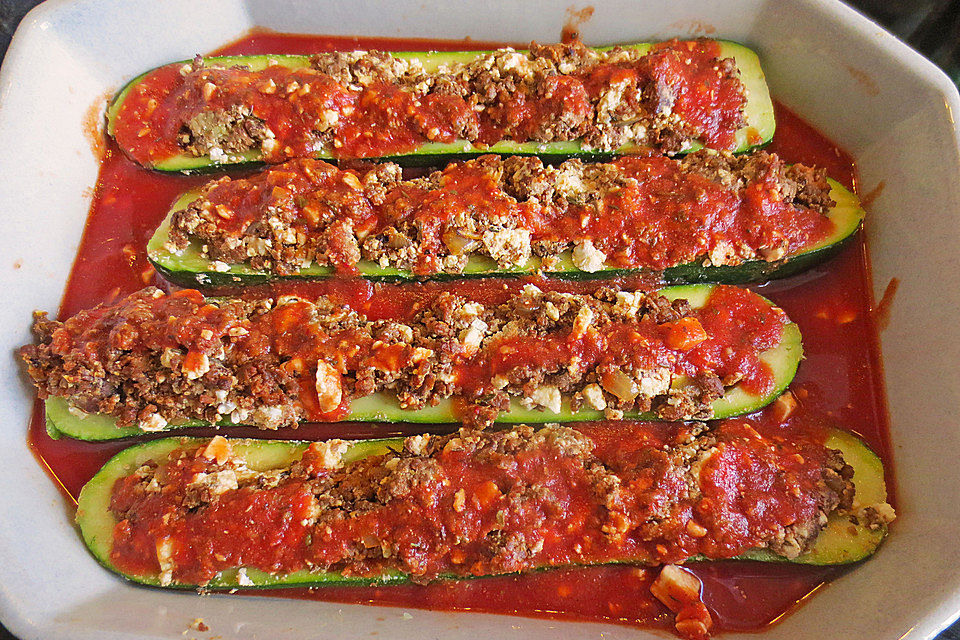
75, 424, 893, 590
29, 284, 803, 441
106, 39, 775, 172
147, 166, 864, 288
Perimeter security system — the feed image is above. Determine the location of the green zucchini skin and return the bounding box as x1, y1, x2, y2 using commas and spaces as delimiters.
148, 179, 864, 288
75, 427, 890, 590
43, 284, 802, 441
107, 40, 775, 173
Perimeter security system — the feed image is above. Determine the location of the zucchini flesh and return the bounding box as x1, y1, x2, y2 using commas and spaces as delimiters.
74, 427, 890, 589
43, 284, 803, 441
107, 40, 775, 173
147, 179, 863, 288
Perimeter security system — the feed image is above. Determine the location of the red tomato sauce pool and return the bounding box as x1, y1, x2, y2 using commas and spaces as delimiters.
26, 32, 893, 636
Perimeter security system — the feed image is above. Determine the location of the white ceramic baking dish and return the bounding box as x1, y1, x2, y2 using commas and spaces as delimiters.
1, 0, 958, 638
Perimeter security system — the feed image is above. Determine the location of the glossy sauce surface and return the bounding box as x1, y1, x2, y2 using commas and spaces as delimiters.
27, 33, 891, 635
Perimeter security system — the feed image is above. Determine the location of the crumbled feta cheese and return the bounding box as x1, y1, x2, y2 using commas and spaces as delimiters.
406, 434, 431, 456
156, 537, 176, 586
572, 306, 594, 339
459, 318, 488, 355
524, 385, 562, 414
636, 368, 672, 398
315, 361, 343, 413
582, 383, 607, 411
309, 439, 350, 470
572, 240, 607, 272
139, 413, 168, 433
481, 228, 531, 267
252, 405, 284, 430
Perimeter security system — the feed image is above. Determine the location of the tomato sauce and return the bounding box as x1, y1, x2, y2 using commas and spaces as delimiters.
25, 33, 892, 635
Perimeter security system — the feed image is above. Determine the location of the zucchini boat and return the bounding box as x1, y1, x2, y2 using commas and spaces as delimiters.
107, 39, 775, 172
148, 169, 863, 288
32, 284, 803, 441
75, 424, 892, 590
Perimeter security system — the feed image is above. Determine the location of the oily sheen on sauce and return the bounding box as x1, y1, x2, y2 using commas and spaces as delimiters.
28, 32, 892, 634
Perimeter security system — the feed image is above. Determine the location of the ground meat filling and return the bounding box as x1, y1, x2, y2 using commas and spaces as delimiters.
166, 150, 835, 276
107, 422, 857, 587
19, 284, 787, 431
113, 39, 747, 164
